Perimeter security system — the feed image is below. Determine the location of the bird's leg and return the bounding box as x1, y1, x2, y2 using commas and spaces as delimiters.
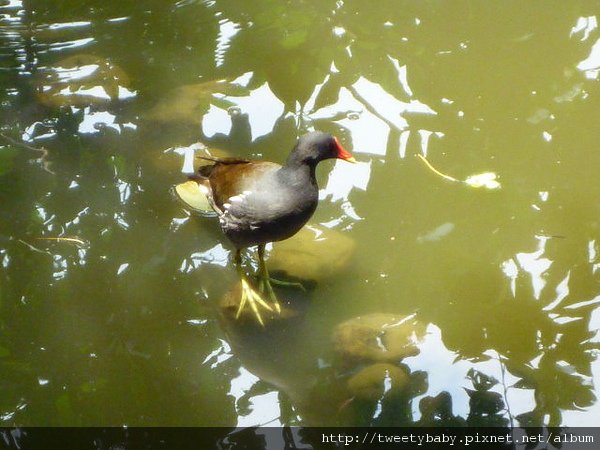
257, 244, 281, 313
234, 249, 273, 326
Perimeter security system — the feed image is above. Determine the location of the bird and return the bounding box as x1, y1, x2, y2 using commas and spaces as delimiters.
193, 131, 355, 325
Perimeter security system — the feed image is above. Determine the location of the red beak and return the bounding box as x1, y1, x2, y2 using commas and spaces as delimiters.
334, 137, 356, 163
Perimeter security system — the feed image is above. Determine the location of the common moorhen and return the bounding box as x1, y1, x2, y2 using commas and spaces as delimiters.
195, 132, 355, 325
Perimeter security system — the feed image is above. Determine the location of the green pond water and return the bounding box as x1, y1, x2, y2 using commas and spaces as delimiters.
1, 0, 600, 428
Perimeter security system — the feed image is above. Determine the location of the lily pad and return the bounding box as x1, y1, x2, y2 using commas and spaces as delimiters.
268, 224, 355, 282
145, 80, 249, 124
347, 363, 410, 400
332, 313, 425, 363
35, 54, 134, 107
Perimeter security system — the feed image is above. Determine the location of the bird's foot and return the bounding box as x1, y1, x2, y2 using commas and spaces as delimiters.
256, 277, 282, 314
237, 276, 278, 326
258, 276, 305, 295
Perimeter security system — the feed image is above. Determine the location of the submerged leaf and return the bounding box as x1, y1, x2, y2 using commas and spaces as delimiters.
417, 222, 455, 243
268, 224, 355, 282
219, 280, 299, 324
145, 80, 250, 124
333, 313, 425, 364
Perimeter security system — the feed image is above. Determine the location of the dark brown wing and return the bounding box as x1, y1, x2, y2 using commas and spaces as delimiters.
195, 155, 251, 164
186, 157, 252, 215
195, 155, 250, 177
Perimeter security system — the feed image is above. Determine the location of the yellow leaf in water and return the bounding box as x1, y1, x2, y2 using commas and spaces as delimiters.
464, 172, 501, 190
174, 181, 214, 214
268, 224, 355, 282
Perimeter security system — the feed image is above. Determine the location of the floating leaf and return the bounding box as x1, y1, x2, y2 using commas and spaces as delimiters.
418, 154, 501, 190
174, 181, 215, 215
464, 172, 501, 190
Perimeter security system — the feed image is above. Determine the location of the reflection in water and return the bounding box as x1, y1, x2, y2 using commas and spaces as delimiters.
513, 236, 553, 300
0, 0, 599, 430
310, 75, 438, 157
204, 80, 285, 141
